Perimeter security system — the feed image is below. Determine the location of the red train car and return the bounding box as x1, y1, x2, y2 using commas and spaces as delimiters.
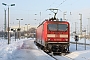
35, 19, 70, 53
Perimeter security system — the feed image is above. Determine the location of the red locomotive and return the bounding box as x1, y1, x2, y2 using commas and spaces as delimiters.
35, 9, 70, 53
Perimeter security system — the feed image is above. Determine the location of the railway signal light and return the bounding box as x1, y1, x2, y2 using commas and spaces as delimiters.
74, 35, 79, 50
17, 28, 21, 31
11, 29, 13, 31
74, 35, 79, 41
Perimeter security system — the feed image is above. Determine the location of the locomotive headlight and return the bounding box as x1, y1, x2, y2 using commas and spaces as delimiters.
48, 39, 50, 41
65, 39, 68, 41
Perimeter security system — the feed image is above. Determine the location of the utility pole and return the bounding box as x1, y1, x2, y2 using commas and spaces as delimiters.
87, 25, 88, 35
24, 27, 25, 38
87, 18, 90, 35
84, 28, 86, 50
75, 22, 76, 34
4, 9, 7, 39
25, 24, 30, 39
16, 19, 23, 40
40, 12, 41, 22
8, 6, 10, 44
63, 12, 67, 21
79, 14, 82, 35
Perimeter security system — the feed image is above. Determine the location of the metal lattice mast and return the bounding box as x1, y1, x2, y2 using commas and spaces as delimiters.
79, 14, 82, 35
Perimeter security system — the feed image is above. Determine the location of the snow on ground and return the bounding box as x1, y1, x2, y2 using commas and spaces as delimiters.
0, 38, 55, 60
0, 37, 90, 60
63, 36, 90, 60
54, 43, 90, 60
65, 50, 90, 60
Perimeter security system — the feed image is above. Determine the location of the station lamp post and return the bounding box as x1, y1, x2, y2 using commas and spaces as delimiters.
25, 24, 30, 38
16, 19, 23, 40
2, 3, 15, 44
16, 19, 23, 28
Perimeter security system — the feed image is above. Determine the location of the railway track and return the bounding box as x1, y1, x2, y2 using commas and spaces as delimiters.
49, 54, 58, 60
70, 42, 90, 45
47, 52, 70, 60
47, 42, 90, 60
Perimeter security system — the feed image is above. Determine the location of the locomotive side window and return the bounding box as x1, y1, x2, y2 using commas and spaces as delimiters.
58, 24, 68, 31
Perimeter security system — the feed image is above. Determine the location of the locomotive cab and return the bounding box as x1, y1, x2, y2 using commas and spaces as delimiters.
46, 20, 70, 53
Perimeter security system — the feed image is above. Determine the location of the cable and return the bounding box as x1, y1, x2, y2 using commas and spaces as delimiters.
48, 0, 58, 8
38, 0, 59, 24
56, 0, 67, 8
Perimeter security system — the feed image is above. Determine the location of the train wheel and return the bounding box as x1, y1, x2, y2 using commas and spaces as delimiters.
43, 47, 51, 53
68, 46, 69, 52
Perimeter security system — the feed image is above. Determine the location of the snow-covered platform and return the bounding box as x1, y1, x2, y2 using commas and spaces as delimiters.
0, 38, 55, 60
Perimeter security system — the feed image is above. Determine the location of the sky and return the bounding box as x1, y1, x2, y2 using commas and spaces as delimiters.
0, 0, 90, 31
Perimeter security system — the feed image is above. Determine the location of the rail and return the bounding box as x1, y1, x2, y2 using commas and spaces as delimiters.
70, 42, 90, 45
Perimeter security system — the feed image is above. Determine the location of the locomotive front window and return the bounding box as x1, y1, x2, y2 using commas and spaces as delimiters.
48, 24, 68, 31
48, 24, 57, 31
58, 24, 68, 31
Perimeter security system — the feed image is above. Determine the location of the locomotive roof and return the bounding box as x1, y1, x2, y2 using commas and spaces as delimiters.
37, 19, 69, 28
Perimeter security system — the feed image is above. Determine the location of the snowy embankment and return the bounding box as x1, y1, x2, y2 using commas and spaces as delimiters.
0, 38, 55, 60
63, 37, 90, 60
65, 50, 90, 60
0, 39, 24, 60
